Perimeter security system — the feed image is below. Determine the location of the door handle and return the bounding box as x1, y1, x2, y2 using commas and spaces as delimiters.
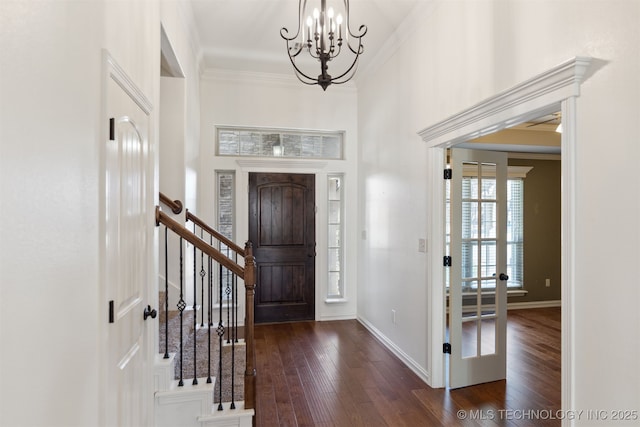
143, 305, 157, 320
499, 273, 509, 281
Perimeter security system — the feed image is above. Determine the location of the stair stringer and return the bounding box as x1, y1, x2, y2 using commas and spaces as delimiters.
153, 353, 253, 427
155, 377, 215, 427
198, 402, 254, 427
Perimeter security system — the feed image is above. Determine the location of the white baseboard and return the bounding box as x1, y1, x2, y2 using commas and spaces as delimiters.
317, 314, 357, 321
356, 316, 430, 386
507, 299, 561, 310
446, 299, 562, 314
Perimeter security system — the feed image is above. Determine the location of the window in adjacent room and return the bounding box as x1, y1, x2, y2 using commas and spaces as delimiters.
446, 170, 528, 290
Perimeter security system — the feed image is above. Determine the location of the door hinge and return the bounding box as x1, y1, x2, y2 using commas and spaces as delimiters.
443, 343, 451, 354
109, 118, 115, 141
443, 256, 452, 267
444, 169, 452, 180
108, 300, 114, 323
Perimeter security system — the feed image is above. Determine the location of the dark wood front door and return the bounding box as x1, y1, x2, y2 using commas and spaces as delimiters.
249, 173, 316, 323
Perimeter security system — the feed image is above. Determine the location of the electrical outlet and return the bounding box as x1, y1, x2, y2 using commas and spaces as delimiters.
392, 309, 396, 324
418, 238, 426, 253
545, 278, 551, 287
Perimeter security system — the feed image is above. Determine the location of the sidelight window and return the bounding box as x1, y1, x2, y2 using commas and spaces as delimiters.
216, 170, 235, 302
327, 174, 345, 299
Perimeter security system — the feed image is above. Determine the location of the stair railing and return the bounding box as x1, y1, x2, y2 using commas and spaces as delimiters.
186, 209, 244, 343
159, 192, 184, 214
156, 194, 256, 413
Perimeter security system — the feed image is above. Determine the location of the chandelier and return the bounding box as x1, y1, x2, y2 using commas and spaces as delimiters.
280, 0, 367, 91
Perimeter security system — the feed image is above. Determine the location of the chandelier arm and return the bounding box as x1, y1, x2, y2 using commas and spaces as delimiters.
347, 23, 368, 39
328, 44, 342, 60
307, 46, 321, 60
330, 59, 360, 85
346, 36, 364, 55
287, 56, 322, 86
280, 27, 299, 42
285, 40, 304, 58
325, 50, 360, 82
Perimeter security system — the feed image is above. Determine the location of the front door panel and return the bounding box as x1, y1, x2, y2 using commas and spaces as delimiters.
249, 173, 315, 323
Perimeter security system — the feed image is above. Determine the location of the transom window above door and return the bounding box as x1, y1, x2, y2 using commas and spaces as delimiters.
217, 126, 344, 160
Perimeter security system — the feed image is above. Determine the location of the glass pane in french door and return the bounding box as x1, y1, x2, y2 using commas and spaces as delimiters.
460, 161, 498, 360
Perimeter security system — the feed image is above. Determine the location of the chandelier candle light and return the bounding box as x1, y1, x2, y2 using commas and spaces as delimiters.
281, 0, 367, 90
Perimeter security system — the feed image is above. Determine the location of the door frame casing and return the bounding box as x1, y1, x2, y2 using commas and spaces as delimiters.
419, 57, 591, 416
235, 160, 327, 323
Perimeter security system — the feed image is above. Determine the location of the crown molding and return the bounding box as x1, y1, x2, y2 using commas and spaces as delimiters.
417, 56, 593, 147
202, 68, 357, 93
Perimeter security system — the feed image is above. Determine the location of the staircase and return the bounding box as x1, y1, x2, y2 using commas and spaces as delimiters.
153, 340, 253, 427
153, 194, 256, 427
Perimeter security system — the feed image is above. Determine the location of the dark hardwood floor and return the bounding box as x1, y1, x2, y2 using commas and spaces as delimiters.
254, 307, 561, 427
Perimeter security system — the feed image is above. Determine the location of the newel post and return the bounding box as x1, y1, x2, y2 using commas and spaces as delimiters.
243, 241, 257, 412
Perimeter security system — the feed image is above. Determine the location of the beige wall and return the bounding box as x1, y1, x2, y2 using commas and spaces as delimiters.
509, 158, 561, 304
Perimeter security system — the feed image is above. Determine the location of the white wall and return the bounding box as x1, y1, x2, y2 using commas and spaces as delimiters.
357, 0, 640, 420
1, 2, 106, 424
0, 1, 202, 425
159, 3, 202, 213
158, 2, 203, 307
199, 72, 359, 321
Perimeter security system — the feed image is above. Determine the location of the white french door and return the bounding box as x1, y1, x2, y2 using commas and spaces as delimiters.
448, 148, 508, 389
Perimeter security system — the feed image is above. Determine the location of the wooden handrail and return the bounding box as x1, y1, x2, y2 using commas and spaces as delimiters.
186, 210, 246, 257
159, 192, 183, 214
156, 207, 244, 277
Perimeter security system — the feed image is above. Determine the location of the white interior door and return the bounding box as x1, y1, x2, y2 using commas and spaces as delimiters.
448, 148, 508, 389
103, 54, 154, 426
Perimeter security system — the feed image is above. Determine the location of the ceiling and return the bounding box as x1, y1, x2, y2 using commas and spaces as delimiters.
189, 0, 424, 76
461, 112, 562, 154
186, 2, 561, 155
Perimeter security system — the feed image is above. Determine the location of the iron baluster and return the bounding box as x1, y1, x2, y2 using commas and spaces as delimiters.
199, 228, 205, 327
192, 238, 198, 385
177, 237, 186, 387
234, 250, 239, 343
163, 226, 169, 359
217, 261, 224, 410
206, 254, 213, 384
224, 268, 233, 344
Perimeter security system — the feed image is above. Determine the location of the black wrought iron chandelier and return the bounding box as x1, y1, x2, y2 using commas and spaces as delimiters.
280, 0, 367, 91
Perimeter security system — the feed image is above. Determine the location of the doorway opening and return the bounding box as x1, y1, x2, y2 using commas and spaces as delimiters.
444, 114, 562, 390
419, 57, 592, 410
